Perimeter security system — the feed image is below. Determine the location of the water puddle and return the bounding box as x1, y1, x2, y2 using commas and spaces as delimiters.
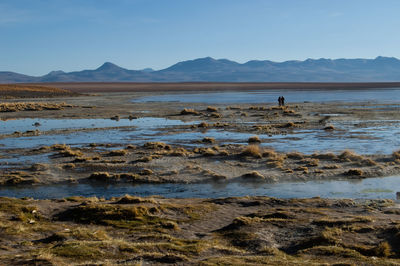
1, 175, 400, 200
0, 117, 191, 149
0, 153, 50, 168
319, 113, 346, 117
0, 117, 187, 135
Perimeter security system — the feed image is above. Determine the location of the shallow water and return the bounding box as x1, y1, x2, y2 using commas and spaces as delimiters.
0, 117, 190, 149
0, 117, 192, 167
155, 123, 400, 154
1, 175, 400, 200
132, 88, 400, 104
0, 118, 399, 154
0, 117, 187, 135
0, 154, 50, 169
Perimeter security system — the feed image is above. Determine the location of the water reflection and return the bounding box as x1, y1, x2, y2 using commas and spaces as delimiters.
0, 117, 187, 135
0, 119, 399, 154
1, 175, 399, 200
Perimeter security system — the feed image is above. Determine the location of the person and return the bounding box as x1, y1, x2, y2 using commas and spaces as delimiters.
281, 96, 285, 106
278, 96, 282, 106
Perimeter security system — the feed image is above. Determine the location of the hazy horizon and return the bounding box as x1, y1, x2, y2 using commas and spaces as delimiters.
1, 0, 400, 75
5, 55, 400, 77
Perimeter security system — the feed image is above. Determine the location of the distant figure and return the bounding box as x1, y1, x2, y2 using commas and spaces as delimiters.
278, 96, 282, 106
281, 96, 285, 106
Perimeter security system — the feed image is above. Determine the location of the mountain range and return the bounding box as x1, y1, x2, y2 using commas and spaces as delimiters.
2, 56, 400, 83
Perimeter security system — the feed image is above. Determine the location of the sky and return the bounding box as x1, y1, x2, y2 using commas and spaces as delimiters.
1, 0, 400, 76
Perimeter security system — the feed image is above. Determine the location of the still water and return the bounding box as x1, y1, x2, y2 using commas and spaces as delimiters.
0, 175, 399, 200
0, 119, 399, 154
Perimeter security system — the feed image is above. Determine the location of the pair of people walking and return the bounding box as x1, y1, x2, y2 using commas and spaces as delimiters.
278, 96, 285, 106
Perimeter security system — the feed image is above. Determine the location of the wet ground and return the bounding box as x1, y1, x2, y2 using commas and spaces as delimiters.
2, 87, 400, 265
0, 88, 400, 199
1, 117, 399, 153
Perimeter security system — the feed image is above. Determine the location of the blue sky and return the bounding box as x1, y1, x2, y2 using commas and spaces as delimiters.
1, 0, 400, 75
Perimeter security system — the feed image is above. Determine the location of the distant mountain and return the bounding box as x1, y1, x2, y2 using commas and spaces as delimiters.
140, 68, 154, 73
2, 56, 400, 83
0, 72, 40, 83
38, 62, 153, 82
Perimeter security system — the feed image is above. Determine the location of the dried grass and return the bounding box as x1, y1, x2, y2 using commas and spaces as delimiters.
198, 122, 209, 128
206, 106, 218, 112
59, 149, 83, 157
392, 150, 400, 160
323, 125, 335, 130
295, 166, 309, 173
248, 136, 261, 143
240, 145, 262, 158
180, 108, 199, 115
169, 148, 190, 156
140, 169, 154, 175
115, 195, 157, 204
108, 149, 128, 156
344, 169, 364, 177
89, 172, 112, 181
279, 122, 295, 128
287, 152, 304, 160
144, 142, 170, 150
312, 152, 337, 160
202, 137, 215, 144
302, 159, 319, 167
193, 147, 217, 156
210, 112, 222, 118
241, 171, 277, 183
338, 150, 364, 162
0, 102, 72, 112
262, 149, 278, 159
323, 164, 341, 169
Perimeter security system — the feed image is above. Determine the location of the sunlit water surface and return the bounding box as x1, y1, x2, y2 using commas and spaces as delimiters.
132, 88, 400, 104
2, 89, 400, 199
0, 175, 399, 200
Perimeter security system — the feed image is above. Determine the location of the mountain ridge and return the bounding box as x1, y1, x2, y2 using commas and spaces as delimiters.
2, 56, 400, 83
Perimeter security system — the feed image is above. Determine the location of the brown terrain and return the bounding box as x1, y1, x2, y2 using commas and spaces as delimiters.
0, 84, 79, 98
0, 83, 400, 265
1, 196, 400, 265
